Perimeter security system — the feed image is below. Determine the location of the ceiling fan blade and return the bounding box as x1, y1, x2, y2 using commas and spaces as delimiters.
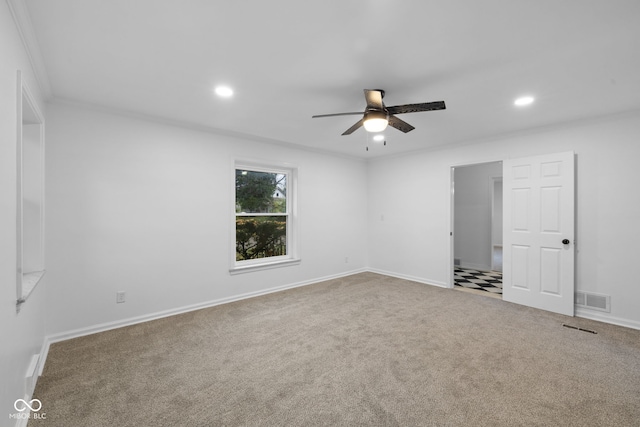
312, 112, 363, 118
386, 101, 446, 115
342, 118, 365, 135
387, 115, 415, 133
364, 89, 384, 110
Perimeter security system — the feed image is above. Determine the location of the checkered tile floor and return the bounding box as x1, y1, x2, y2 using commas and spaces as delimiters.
454, 267, 502, 295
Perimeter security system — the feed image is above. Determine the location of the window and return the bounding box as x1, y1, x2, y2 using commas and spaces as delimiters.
231, 163, 298, 273
16, 70, 45, 311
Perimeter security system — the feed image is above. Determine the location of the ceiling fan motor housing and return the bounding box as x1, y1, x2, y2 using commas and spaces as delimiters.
365, 110, 388, 121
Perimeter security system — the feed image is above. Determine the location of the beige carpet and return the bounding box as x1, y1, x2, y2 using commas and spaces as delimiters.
30, 273, 640, 426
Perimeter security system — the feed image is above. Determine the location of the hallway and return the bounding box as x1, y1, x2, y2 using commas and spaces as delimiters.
454, 267, 502, 297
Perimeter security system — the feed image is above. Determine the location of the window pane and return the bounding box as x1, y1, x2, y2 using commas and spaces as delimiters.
236, 216, 287, 260
235, 170, 286, 214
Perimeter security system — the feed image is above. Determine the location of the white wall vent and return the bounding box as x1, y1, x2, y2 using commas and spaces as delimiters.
575, 291, 610, 312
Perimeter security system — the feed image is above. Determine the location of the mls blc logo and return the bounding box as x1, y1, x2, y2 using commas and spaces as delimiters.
10, 399, 46, 420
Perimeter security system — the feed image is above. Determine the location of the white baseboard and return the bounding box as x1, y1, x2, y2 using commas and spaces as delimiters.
367, 268, 450, 289
575, 307, 640, 331
458, 262, 493, 272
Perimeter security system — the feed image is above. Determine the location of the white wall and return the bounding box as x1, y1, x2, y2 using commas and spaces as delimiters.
368, 111, 640, 329
453, 162, 502, 271
0, 1, 47, 422
44, 103, 369, 338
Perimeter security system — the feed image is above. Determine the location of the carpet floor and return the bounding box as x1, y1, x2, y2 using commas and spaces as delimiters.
30, 272, 640, 426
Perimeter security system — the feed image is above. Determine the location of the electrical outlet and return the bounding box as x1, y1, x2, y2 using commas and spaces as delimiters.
345, 257, 349, 263
116, 291, 126, 304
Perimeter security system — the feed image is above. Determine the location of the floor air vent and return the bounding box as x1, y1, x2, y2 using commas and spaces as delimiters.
575, 291, 610, 312
563, 324, 597, 334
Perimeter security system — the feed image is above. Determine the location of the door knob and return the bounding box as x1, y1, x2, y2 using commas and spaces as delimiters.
562, 239, 570, 245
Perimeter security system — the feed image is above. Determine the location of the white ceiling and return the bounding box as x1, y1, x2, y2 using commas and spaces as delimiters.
24, 0, 640, 158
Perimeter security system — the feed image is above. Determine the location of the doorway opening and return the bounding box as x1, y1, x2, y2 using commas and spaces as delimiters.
451, 161, 503, 299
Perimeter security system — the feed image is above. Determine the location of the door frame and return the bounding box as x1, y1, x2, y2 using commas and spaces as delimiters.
490, 176, 503, 271
449, 158, 504, 289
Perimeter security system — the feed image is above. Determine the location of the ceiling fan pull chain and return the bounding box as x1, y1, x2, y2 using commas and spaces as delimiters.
364, 129, 369, 152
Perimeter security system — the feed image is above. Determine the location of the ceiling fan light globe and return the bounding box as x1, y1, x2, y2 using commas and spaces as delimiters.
363, 118, 388, 132
363, 110, 388, 132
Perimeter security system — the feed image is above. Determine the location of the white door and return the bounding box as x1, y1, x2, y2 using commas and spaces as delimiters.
503, 152, 575, 316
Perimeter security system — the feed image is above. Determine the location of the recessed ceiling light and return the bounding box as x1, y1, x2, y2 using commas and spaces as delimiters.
214, 86, 234, 98
514, 96, 534, 106
373, 134, 385, 142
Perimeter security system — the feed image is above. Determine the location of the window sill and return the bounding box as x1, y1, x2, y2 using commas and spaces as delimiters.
229, 258, 301, 275
17, 270, 45, 311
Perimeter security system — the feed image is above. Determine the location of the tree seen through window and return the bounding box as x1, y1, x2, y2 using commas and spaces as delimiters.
235, 169, 287, 261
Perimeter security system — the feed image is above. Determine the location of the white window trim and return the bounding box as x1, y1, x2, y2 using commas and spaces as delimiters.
16, 70, 46, 311
229, 160, 299, 275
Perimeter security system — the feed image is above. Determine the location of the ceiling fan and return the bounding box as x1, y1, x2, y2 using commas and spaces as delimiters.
312, 89, 446, 135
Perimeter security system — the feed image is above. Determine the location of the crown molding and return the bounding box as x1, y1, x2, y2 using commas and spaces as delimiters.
50, 97, 367, 162
6, 0, 52, 99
